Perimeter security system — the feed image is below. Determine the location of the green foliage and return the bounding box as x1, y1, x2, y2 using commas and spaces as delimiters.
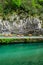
0, 4, 3, 13
0, 38, 43, 43
21, 0, 32, 12
21, 0, 43, 15
3, 0, 21, 14
38, 0, 43, 6
4, 0, 21, 9
12, 0, 21, 7
0, 0, 43, 16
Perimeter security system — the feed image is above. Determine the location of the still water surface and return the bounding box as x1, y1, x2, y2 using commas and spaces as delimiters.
0, 43, 43, 65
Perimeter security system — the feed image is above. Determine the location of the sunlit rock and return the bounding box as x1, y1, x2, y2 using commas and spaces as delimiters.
39, 35, 42, 36
0, 15, 43, 35
2, 29, 11, 36
8, 34, 12, 37
3, 20, 11, 31
28, 34, 32, 36
9, 14, 14, 21
32, 17, 42, 29
0, 19, 3, 33
0, 19, 3, 26
16, 16, 20, 21
18, 20, 24, 33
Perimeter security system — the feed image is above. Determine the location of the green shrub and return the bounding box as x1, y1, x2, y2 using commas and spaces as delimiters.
0, 0, 43, 17
12, 0, 21, 7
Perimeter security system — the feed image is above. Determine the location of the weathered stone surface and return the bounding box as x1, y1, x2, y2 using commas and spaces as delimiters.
0, 15, 43, 35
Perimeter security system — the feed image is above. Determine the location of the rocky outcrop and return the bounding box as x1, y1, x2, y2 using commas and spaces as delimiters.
0, 15, 43, 35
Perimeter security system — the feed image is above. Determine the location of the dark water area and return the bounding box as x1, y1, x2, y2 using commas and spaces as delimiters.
0, 43, 43, 65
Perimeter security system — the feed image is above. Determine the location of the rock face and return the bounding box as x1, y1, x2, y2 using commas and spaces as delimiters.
0, 19, 3, 33
0, 15, 43, 35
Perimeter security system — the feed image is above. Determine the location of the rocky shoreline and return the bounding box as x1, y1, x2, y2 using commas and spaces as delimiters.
0, 14, 43, 36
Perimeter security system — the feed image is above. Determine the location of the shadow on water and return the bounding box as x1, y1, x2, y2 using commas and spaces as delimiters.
0, 43, 43, 65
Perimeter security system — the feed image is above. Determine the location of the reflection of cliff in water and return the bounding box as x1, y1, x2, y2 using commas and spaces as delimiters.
0, 15, 43, 35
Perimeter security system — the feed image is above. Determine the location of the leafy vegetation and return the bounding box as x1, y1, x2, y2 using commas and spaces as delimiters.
0, 0, 43, 15
0, 38, 43, 44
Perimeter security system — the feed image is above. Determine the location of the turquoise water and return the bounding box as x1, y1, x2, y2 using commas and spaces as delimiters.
0, 43, 43, 65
